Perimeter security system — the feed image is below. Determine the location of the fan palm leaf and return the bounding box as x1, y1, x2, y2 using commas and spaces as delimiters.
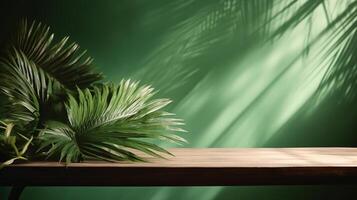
39, 80, 186, 163
12, 19, 103, 89
0, 19, 103, 131
0, 48, 61, 129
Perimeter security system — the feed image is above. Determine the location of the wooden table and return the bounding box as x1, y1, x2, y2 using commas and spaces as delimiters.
2, 148, 357, 199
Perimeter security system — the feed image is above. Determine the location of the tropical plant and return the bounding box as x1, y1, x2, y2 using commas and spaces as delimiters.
0, 19, 186, 166
0, 120, 33, 169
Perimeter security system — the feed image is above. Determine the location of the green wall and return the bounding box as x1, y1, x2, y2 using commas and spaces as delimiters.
1, 0, 357, 199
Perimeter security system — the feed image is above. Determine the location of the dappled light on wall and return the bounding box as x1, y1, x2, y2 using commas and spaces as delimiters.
0, 0, 356, 199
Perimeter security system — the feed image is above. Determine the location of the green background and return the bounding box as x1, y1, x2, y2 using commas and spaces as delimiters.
1, 0, 357, 199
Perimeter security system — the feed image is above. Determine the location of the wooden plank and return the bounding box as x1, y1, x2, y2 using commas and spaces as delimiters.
1, 148, 357, 186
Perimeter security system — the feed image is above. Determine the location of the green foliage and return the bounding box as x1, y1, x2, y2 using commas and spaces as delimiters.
13, 20, 103, 89
0, 48, 60, 126
0, 19, 185, 165
0, 121, 33, 169
39, 81, 186, 163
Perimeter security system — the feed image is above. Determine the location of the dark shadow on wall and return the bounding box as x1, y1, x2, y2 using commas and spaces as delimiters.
215, 7, 357, 198
266, 27, 357, 147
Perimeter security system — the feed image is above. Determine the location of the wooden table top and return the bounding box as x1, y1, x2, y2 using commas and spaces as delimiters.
1, 148, 357, 186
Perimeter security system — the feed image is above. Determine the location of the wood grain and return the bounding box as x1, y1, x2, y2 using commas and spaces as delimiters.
1, 148, 357, 186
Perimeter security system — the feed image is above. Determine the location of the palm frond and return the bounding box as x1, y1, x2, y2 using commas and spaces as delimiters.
39, 80, 186, 163
12, 19, 103, 89
0, 48, 61, 127
0, 19, 104, 133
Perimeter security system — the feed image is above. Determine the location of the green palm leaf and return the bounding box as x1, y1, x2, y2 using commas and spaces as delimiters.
39, 80, 186, 163
0, 19, 186, 165
0, 19, 103, 132
12, 19, 103, 89
0, 48, 61, 128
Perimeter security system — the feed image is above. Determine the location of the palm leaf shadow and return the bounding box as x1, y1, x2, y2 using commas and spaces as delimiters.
129, 0, 357, 200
